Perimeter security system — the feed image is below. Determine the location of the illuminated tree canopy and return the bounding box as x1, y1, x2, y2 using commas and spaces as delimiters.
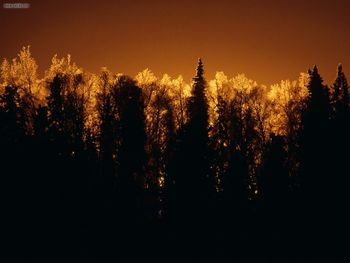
1, 47, 349, 254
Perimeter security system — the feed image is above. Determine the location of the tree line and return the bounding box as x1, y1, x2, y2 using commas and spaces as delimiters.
1, 47, 349, 254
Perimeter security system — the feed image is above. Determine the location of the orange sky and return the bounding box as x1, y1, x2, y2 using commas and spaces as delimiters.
1, 0, 350, 85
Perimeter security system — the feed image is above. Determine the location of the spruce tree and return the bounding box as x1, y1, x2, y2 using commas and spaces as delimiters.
187, 58, 209, 144
330, 64, 350, 204
177, 59, 213, 214
189, 58, 211, 196
331, 64, 350, 120
300, 65, 331, 203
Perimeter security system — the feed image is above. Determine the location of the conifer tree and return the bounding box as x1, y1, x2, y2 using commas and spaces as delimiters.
331, 64, 350, 120
329, 64, 350, 203
187, 58, 209, 144
300, 65, 331, 200
175, 59, 214, 213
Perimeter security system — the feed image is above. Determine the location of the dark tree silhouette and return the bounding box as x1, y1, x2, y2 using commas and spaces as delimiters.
33, 105, 49, 140
227, 94, 256, 205
0, 85, 26, 180
0, 86, 25, 144
169, 59, 217, 251
187, 58, 214, 201
210, 95, 230, 198
300, 65, 331, 197
328, 64, 350, 225
0, 86, 26, 181
145, 88, 176, 220
96, 71, 118, 196
160, 94, 176, 219
2, 47, 350, 254
298, 65, 334, 247
113, 75, 147, 220
261, 135, 289, 207
259, 135, 290, 246
175, 59, 214, 206
331, 64, 350, 119
0, 85, 29, 251
46, 74, 67, 157
46, 73, 86, 158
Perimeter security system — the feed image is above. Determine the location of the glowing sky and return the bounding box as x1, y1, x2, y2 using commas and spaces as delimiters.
1, 0, 350, 85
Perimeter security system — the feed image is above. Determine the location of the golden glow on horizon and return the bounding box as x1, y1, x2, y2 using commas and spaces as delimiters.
0, 45, 341, 199
0, 46, 312, 141
1, 0, 350, 86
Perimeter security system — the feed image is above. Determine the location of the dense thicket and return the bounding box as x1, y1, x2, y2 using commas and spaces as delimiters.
1, 47, 349, 254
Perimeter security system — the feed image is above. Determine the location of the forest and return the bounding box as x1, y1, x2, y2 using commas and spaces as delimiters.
1, 46, 350, 255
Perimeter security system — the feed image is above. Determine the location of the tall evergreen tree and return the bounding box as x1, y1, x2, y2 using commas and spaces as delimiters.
173, 59, 214, 218
305, 65, 331, 125
329, 64, 350, 205
187, 58, 212, 199
300, 65, 331, 193
331, 64, 350, 119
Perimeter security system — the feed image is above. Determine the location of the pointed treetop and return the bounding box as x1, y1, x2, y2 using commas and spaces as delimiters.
309, 65, 323, 82
307, 64, 325, 93
337, 63, 343, 73
194, 58, 204, 81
